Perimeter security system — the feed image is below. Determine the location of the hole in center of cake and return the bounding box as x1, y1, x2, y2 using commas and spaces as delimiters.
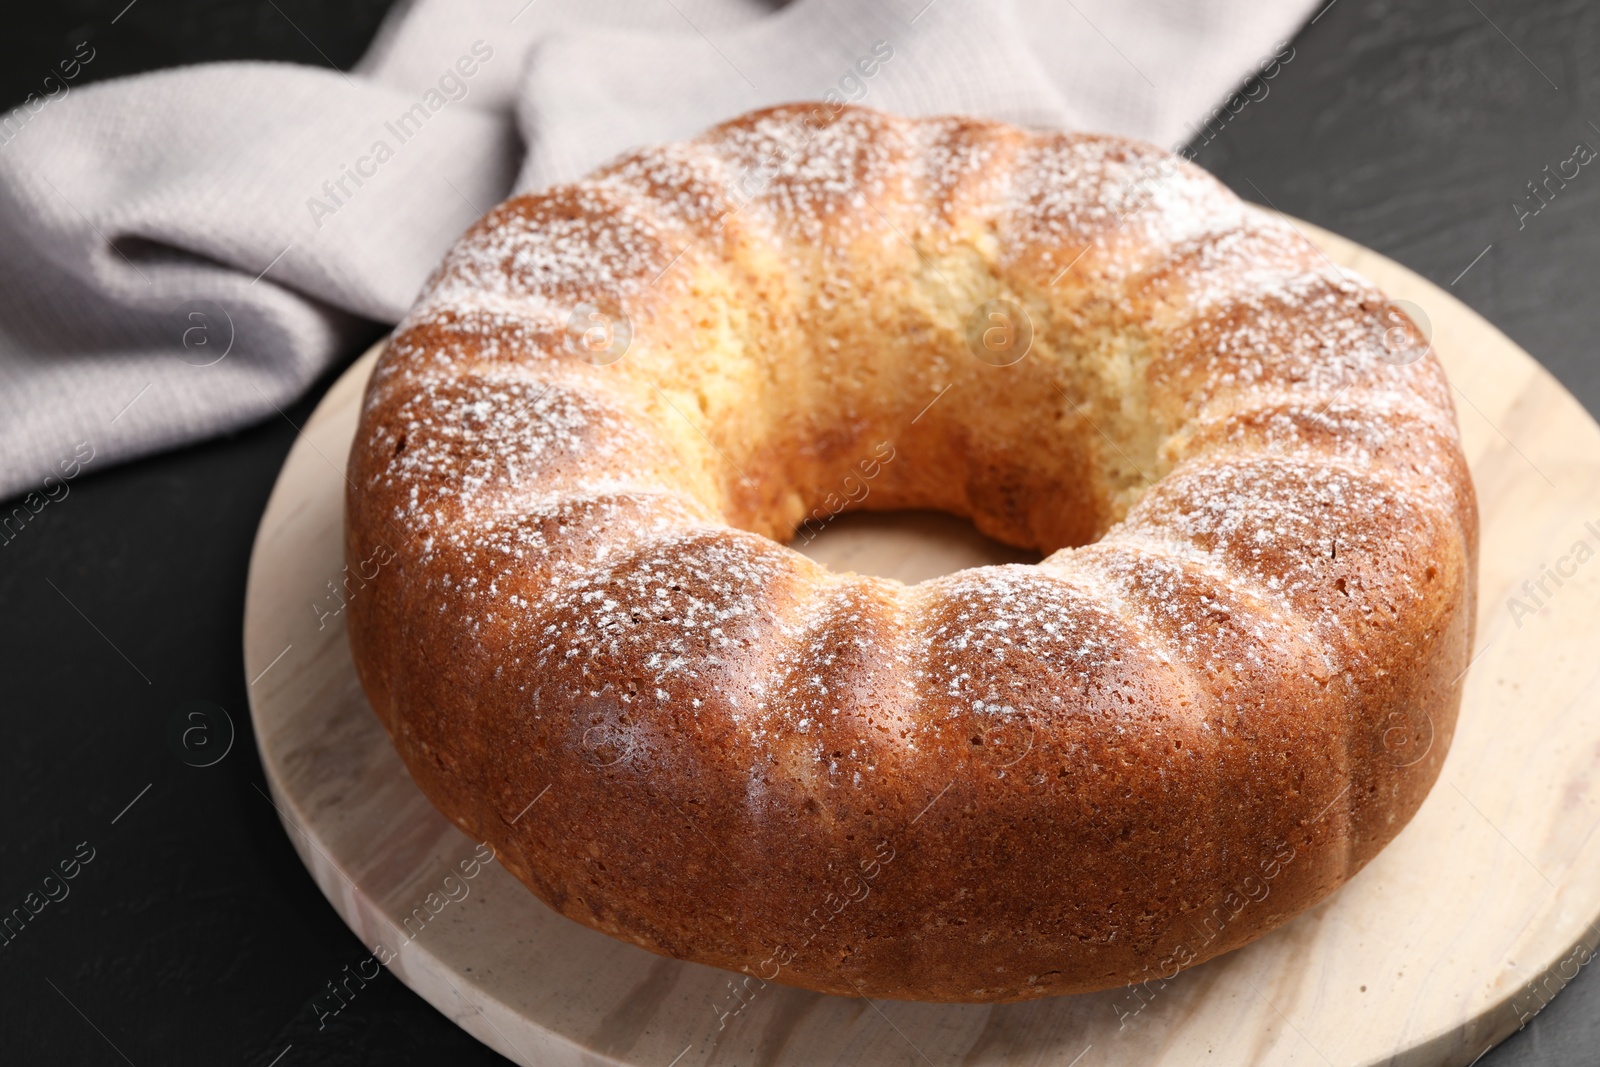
789, 509, 1041, 584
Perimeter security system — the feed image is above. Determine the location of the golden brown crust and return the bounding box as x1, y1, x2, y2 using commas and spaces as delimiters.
344, 104, 1478, 1001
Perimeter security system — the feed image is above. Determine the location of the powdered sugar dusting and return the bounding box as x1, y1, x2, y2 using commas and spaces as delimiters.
350, 103, 1473, 786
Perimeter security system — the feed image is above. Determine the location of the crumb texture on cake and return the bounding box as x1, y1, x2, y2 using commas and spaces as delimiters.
344, 104, 1478, 1002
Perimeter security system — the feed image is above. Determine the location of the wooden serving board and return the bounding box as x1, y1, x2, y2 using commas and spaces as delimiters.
244, 220, 1600, 1067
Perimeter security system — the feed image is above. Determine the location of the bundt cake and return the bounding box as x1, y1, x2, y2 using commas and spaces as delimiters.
344, 103, 1477, 1002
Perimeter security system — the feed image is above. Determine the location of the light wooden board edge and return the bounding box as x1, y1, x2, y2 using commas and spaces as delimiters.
240, 219, 1600, 1067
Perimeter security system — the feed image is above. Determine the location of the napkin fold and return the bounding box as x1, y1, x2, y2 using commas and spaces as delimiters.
0, 0, 1316, 500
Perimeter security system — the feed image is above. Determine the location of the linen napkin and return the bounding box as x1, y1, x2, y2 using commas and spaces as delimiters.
0, 0, 1317, 501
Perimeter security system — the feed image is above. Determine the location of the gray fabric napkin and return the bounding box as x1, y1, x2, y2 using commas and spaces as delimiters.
0, 0, 1316, 501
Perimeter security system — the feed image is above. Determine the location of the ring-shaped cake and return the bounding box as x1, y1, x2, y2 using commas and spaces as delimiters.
345, 104, 1477, 1001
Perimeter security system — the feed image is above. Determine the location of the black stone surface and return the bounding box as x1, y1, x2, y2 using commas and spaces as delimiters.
1, 1, 1596, 1063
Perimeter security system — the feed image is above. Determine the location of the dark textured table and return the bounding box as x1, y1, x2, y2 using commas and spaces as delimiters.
2, 2, 1596, 1063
